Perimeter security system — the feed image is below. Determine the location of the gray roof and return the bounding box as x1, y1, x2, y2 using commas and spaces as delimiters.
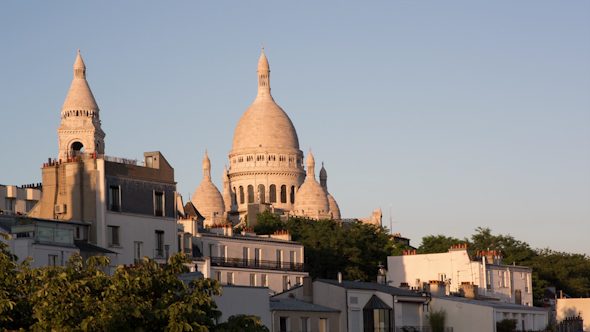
270, 298, 340, 312
74, 240, 117, 254
199, 232, 303, 245
317, 279, 423, 297
432, 295, 547, 311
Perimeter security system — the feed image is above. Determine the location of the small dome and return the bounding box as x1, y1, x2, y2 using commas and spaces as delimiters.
327, 193, 341, 219
294, 149, 329, 216
191, 182, 225, 219
294, 180, 330, 216
192, 151, 225, 219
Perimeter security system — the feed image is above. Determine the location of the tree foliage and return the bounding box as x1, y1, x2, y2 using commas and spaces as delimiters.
254, 211, 393, 281
0, 233, 267, 331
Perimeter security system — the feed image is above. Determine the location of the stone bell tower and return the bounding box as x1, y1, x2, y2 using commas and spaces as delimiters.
57, 50, 105, 161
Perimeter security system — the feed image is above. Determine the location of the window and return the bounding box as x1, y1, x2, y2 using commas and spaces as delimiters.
109, 186, 120, 211
134, 242, 142, 263
296, 276, 302, 286
209, 244, 215, 257
269, 185, 277, 203
255, 248, 261, 267
155, 230, 164, 257
76, 227, 81, 239
363, 295, 393, 332
250, 274, 256, 286
154, 191, 164, 216
280, 185, 287, 203
290, 186, 295, 204
319, 318, 328, 332
239, 186, 245, 204
526, 274, 530, 293
5, 198, 15, 212
283, 276, 289, 291
262, 274, 268, 287
258, 184, 265, 203
227, 272, 234, 285
487, 270, 492, 290
184, 235, 191, 252
220, 245, 226, 262
214, 271, 221, 282
248, 185, 254, 204
107, 226, 120, 246
438, 273, 446, 282
290, 251, 296, 269
26, 200, 37, 212
276, 250, 283, 268
232, 187, 237, 205
48, 254, 58, 267
279, 317, 289, 332
300, 317, 309, 332
243, 247, 249, 264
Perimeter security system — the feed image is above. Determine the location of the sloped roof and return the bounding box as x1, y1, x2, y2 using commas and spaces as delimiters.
317, 279, 422, 297
269, 298, 340, 312
433, 295, 547, 311
74, 240, 116, 254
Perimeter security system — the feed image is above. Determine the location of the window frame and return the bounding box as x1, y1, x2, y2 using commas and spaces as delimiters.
107, 225, 120, 246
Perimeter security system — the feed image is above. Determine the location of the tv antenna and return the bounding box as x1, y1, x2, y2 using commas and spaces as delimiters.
389, 202, 397, 234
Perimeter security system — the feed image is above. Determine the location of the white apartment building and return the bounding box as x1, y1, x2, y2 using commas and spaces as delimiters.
387, 246, 533, 306
0, 184, 42, 215
189, 225, 308, 294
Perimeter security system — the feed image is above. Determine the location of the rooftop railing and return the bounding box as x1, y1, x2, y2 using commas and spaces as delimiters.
210, 256, 305, 272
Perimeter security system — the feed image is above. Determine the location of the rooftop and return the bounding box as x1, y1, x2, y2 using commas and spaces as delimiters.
269, 298, 340, 312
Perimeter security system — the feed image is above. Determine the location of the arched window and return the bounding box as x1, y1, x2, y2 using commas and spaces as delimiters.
290, 186, 296, 204
269, 185, 277, 203
258, 184, 265, 203
232, 187, 237, 205
248, 185, 254, 204
239, 186, 244, 204
71, 141, 85, 157
280, 185, 287, 203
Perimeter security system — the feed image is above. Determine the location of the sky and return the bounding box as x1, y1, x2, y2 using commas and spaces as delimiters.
1, 1, 588, 255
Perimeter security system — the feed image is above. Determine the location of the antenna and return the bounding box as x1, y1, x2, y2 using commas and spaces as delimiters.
389, 202, 397, 234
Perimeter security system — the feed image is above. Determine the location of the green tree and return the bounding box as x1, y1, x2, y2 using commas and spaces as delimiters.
214, 314, 269, 332
418, 234, 466, 254
0, 232, 225, 331
428, 308, 446, 332
252, 210, 285, 235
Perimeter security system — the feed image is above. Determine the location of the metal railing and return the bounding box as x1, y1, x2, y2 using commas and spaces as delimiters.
210, 256, 305, 272
395, 327, 453, 332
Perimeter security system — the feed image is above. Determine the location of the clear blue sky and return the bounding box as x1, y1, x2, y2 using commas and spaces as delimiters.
1, 1, 588, 255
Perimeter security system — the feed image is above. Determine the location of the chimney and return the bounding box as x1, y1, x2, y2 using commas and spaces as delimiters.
428, 280, 446, 297
302, 276, 313, 303
377, 262, 387, 285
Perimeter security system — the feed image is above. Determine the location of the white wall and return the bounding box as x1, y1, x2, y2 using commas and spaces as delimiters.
214, 285, 271, 328
9, 238, 79, 268
556, 298, 590, 332
106, 212, 177, 267
388, 250, 533, 305
0, 185, 42, 215
430, 297, 547, 332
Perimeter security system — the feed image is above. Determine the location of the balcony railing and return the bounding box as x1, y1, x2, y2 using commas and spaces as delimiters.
210, 256, 305, 272
395, 327, 453, 332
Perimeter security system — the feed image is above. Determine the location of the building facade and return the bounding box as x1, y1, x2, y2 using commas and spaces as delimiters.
387, 246, 534, 306
189, 225, 308, 294
1, 184, 42, 215
27, 51, 178, 271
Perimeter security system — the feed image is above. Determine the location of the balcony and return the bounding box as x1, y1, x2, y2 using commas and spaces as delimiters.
395, 328, 453, 332
210, 256, 305, 272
